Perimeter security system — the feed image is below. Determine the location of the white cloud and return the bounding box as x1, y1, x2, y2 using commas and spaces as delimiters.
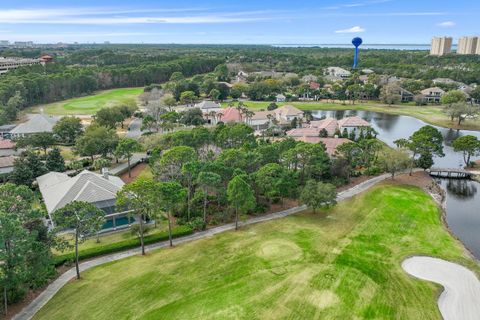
437, 21, 456, 27
335, 26, 365, 33
0, 7, 280, 25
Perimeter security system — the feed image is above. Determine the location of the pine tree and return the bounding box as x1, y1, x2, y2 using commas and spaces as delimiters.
46, 147, 66, 172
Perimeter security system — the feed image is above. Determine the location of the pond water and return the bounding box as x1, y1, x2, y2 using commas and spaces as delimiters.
311, 110, 480, 258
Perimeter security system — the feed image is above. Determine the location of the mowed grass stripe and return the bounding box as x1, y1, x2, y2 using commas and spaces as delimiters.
28, 87, 143, 115
34, 184, 480, 320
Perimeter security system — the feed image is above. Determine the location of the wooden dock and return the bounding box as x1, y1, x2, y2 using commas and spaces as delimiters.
427, 168, 473, 179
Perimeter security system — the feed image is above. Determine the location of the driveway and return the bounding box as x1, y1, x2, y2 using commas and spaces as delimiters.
126, 118, 144, 139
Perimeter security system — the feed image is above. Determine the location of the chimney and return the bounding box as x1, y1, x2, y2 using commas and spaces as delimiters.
101, 167, 109, 180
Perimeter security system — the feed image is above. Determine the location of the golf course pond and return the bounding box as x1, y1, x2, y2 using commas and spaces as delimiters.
312, 109, 480, 259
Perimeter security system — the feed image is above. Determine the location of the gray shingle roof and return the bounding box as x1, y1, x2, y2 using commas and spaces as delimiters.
10, 114, 59, 135
194, 100, 221, 110
36, 170, 124, 214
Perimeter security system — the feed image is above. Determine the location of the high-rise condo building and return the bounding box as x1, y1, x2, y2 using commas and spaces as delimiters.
457, 36, 479, 54
430, 37, 453, 56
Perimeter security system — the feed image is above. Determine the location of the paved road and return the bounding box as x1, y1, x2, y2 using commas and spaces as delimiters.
126, 118, 144, 139
403, 256, 480, 320
13, 173, 394, 320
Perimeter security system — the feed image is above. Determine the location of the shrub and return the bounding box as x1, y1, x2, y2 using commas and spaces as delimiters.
54, 225, 193, 266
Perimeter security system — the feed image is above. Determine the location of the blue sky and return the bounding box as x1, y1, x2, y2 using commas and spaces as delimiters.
0, 0, 478, 44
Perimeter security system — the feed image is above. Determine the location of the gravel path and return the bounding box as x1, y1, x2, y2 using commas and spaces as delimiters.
12, 173, 399, 320
402, 256, 480, 320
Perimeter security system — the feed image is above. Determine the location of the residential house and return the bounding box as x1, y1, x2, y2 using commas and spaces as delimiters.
0, 155, 14, 175
0, 138, 18, 156
249, 111, 275, 131
195, 100, 222, 113
236, 70, 249, 82
294, 137, 352, 156
0, 124, 16, 139
9, 113, 59, 138
421, 87, 445, 103
309, 118, 339, 136
286, 128, 321, 138
273, 105, 304, 122
399, 87, 414, 102
217, 107, 243, 124
276, 94, 286, 102
37, 170, 127, 230
324, 67, 351, 81
309, 82, 321, 90
337, 116, 371, 136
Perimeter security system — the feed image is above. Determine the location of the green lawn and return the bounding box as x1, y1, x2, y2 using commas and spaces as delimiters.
35, 184, 479, 320
240, 100, 480, 131
27, 87, 143, 115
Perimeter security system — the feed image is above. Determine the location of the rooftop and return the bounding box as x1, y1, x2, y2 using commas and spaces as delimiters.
294, 137, 351, 156
309, 117, 339, 136
10, 114, 59, 135
0, 138, 15, 149
338, 116, 371, 128
274, 105, 304, 118
0, 155, 14, 169
195, 100, 221, 110
37, 170, 124, 214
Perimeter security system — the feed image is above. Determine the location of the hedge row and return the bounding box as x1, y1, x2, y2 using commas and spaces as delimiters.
54, 225, 193, 266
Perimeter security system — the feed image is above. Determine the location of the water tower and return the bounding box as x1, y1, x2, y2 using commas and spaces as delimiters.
352, 37, 363, 69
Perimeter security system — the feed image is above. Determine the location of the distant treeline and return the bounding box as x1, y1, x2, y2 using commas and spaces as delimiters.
0, 55, 222, 124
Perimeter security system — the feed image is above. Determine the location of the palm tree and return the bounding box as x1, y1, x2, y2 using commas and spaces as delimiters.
208, 110, 217, 124
243, 110, 254, 125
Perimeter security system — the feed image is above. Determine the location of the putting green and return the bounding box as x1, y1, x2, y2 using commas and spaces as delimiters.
34, 184, 480, 319
30, 87, 143, 115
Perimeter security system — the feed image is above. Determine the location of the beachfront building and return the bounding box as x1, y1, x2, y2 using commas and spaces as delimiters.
36, 170, 129, 230
430, 37, 453, 56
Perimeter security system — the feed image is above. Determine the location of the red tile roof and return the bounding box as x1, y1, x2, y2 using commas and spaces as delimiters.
0, 138, 15, 149
337, 116, 371, 128
218, 107, 243, 123
309, 118, 338, 136
309, 82, 320, 90
295, 137, 351, 156
286, 128, 321, 137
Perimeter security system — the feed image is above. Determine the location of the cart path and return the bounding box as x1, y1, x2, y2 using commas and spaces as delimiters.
13, 173, 400, 320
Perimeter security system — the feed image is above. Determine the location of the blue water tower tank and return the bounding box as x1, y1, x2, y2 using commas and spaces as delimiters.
352, 37, 363, 69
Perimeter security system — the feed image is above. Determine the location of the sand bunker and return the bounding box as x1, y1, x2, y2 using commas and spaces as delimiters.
402, 256, 480, 320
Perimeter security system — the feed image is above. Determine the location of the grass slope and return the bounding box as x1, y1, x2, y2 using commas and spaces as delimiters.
27, 87, 143, 115
35, 184, 479, 320
241, 101, 480, 131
